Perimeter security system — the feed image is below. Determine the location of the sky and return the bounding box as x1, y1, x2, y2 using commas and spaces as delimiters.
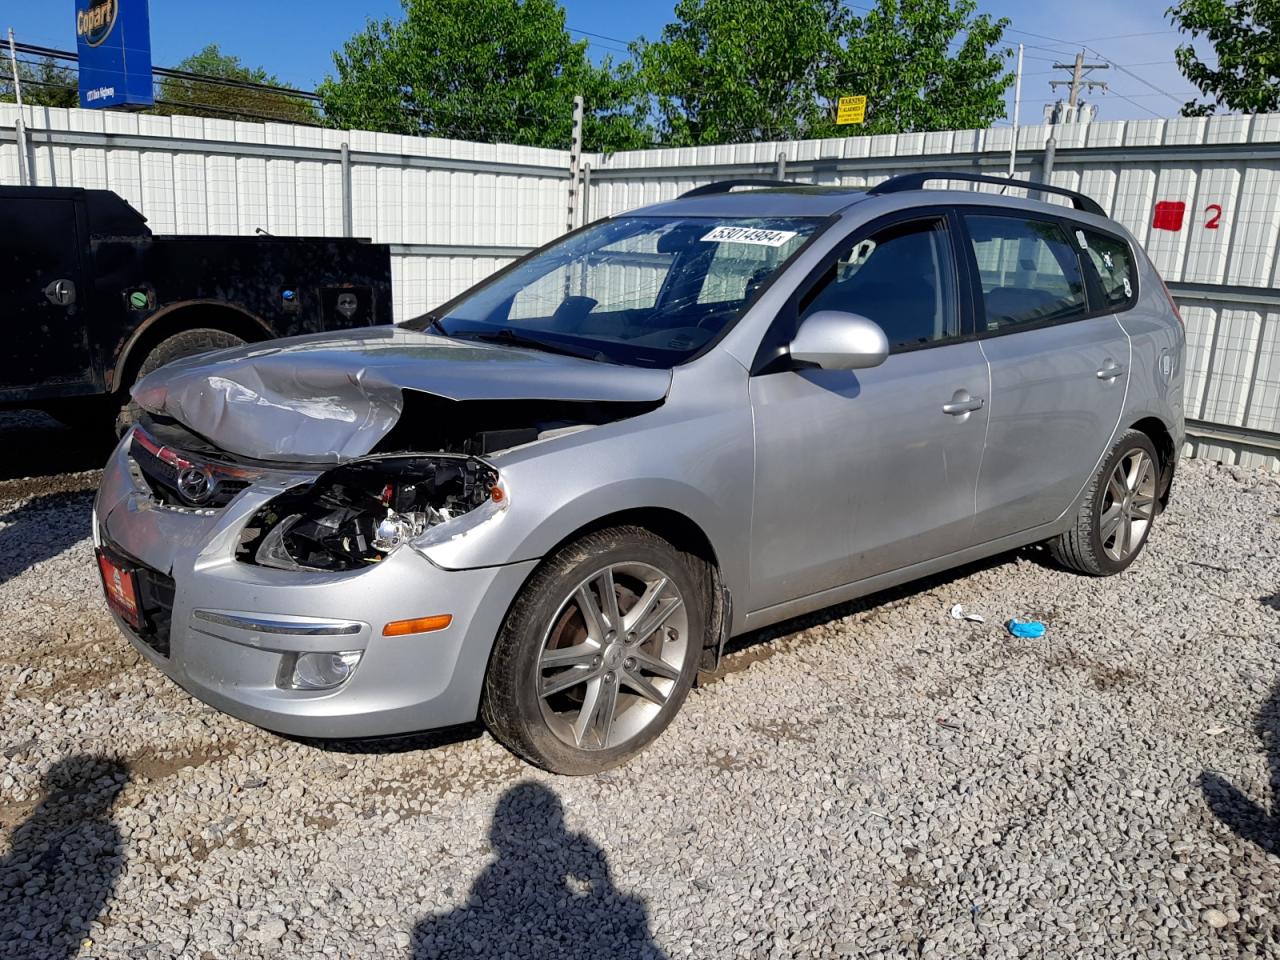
5, 1, 1209, 124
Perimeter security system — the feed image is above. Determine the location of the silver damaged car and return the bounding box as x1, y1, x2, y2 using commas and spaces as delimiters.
94, 173, 1186, 774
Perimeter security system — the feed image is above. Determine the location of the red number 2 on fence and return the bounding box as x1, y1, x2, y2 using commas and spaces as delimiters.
1205, 204, 1222, 230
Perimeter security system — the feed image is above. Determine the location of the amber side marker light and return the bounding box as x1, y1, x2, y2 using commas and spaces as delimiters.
382, 614, 453, 637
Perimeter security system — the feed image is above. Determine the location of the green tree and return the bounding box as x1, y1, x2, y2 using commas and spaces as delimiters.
0, 56, 78, 109
836, 0, 1012, 135
156, 44, 318, 124
1168, 0, 1280, 115
636, 0, 853, 144
319, 0, 649, 151
635, 0, 1012, 146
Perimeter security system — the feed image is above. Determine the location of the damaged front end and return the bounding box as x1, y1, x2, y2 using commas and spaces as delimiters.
125, 415, 509, 574
237, 454, 505, 572
123, 327, 671, 573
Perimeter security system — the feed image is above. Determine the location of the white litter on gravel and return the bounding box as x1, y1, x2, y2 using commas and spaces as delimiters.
1, 456, 1278, 959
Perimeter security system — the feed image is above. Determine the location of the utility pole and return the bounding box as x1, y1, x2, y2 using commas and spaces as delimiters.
1048, 51, 1108, 121
6, 28, 31, 187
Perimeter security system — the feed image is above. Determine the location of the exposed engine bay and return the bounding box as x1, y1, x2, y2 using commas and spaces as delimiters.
131, 390, 660, 572
237, 454, 501, 572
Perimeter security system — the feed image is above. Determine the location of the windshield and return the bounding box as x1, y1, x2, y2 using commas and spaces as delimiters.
410, 215, 822, 366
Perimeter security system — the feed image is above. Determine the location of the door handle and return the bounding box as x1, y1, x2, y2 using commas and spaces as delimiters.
1096, 360, 1124, 381
43, 278, 77, 307
942, 391, 985, 416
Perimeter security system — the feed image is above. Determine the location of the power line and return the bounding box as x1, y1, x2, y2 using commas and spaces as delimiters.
1083, 47, 1186, 109
566, 26, 635, 47
11, 41, 323, 101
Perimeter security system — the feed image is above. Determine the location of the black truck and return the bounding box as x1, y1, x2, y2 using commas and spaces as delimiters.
2, 186, 394, 430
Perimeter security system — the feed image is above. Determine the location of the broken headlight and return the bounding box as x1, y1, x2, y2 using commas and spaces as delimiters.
238, 455, 503, 572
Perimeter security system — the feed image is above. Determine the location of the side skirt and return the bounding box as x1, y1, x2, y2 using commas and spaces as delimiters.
740, 519, 1064, 634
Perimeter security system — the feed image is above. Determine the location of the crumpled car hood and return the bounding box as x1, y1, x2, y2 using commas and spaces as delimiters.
131, 326, 672, 463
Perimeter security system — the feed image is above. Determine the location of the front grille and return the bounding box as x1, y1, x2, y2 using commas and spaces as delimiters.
104, 539, 176, 658
130, 432, 251, 510
134, 565, 176, 658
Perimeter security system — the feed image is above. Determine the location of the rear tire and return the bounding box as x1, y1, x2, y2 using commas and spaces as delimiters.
1049, 429, 1160, 576
116, 328, 246, 435
482, 526, 705, 775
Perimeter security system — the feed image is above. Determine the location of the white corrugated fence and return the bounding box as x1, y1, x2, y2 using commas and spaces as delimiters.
2, 103, 1278, 468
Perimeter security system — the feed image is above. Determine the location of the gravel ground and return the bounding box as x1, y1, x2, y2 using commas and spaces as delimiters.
1, 414, 1278, 959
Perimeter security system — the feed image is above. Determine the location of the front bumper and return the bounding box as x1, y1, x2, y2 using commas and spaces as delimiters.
93, 435, 536, 738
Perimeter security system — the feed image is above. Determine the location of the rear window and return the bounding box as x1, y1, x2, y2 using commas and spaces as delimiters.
1081, 229, 1138, 310
965, 215, 1088, 332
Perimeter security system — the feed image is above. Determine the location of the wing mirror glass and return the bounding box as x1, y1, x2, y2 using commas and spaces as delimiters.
788, 310, 889, 370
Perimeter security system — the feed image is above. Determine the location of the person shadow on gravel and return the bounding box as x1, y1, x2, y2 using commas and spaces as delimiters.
411, 782, 667, 960
1199, 677, 1280, 852
0, 755, 128, 960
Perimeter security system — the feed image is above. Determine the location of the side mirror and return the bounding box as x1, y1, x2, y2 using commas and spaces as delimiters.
788, 310, 889, 371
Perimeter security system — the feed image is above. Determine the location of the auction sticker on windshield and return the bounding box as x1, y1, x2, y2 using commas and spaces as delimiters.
701, 226, 798, 247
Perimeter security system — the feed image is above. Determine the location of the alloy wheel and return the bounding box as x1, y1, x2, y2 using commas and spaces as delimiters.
536, 561, 690, 751
1100, 448, 1157, 562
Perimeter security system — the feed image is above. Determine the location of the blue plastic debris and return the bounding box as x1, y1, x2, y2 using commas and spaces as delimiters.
1006, 617, 1046, 639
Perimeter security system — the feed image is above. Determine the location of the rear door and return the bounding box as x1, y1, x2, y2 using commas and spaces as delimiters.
0, 195, 94, 400
747, 210, 989, 610
961, 211, 1130, 540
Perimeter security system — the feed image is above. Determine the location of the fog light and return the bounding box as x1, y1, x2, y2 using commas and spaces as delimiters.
290, 651, 363, 690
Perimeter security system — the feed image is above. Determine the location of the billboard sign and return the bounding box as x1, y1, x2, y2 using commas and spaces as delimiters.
75, 0, 154, 109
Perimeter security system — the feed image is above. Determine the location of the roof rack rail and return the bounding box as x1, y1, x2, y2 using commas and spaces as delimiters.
681, 179, 796, 198
868, 172, 1106, 217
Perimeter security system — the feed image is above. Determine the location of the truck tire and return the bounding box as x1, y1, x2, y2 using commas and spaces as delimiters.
117, 328, 245, 434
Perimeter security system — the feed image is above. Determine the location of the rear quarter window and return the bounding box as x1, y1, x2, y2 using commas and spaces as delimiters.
1081, 229, 1139, 311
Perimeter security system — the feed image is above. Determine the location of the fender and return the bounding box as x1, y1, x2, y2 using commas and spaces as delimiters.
422, 474, 747, 601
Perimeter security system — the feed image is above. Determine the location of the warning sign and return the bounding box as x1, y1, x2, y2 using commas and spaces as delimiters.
836, 95, 867, 125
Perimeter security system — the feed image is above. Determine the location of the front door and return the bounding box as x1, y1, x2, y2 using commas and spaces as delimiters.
960, 212, 1130, 539
747, 213, 989, 612
0, 196, 93, 401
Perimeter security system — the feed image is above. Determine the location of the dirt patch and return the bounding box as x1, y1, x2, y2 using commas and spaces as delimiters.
187, 823, 255, 862
749, 718, 819, 745
1047, 648, 1140, 691
0, 470, 102, 505
129, 744, 231, 783
0, 798, 40, 830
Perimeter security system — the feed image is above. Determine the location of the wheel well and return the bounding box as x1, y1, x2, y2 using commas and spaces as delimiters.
544, 507, 728, 669
109, 302, 270, 393
1130, 416, 1177, 503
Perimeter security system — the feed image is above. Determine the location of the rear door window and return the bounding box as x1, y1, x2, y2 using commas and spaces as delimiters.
964, 215, 1088, 332
1080, 229, 1138, 310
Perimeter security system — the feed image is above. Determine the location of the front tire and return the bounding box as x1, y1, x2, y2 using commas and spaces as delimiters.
482, 526, 705, 775
1049, 429, 1160, 576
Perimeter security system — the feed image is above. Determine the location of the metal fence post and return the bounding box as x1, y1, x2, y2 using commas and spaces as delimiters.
581, 162, 592, 226
340, 142, 353, 238
1038, 131, 1057, 202
566, 95, 584, 234
6, 28, 32, 187
776, 151, 787, 181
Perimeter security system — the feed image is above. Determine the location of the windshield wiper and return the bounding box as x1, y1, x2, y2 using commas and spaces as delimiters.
421, 314, 450, 337
459, 327, 608, 363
